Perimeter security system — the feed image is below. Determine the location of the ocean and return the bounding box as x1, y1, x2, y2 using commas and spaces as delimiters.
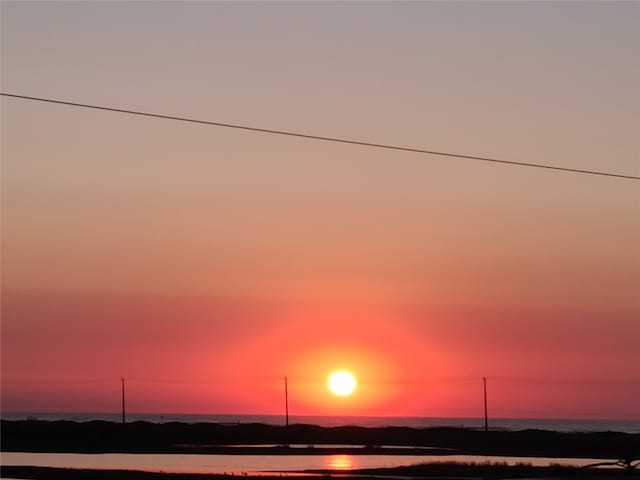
2, 412, 638, 433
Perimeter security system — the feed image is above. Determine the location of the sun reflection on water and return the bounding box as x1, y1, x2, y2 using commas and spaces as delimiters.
326, 454, 356, 470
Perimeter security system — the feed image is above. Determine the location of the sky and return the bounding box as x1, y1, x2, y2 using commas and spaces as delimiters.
1, 1, 639, 419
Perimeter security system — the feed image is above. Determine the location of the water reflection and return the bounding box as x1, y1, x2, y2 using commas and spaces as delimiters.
0, 452, 612, 474
326, 454, 356, 470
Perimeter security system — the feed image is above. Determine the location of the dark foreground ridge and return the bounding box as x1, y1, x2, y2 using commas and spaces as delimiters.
2, 420, 639, 460
2, 464, 639, 480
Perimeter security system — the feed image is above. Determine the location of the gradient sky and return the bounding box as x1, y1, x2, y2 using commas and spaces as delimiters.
1, 1, 639, 419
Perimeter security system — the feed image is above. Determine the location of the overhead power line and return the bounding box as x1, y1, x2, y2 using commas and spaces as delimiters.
1, 92, 638, 181
4, 375, 639, 386
494, 377, 640, 385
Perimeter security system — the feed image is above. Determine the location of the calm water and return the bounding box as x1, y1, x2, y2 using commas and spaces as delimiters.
2, 412, 639, 433
0, 452, 614, 474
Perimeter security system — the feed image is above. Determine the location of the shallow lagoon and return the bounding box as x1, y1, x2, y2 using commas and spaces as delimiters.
0, 452, 612, 474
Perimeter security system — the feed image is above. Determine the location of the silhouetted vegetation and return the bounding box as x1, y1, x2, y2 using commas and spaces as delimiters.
335, 460, 640, 478
582, 455, 639, 470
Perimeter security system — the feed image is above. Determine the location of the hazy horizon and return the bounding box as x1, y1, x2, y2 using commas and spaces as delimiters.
3, 411, 639, 424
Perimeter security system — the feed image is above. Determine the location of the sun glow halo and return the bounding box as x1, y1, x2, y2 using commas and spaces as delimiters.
327, 370, 357, 396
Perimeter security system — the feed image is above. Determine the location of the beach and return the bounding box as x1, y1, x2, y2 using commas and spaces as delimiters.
1, 420, 638, 479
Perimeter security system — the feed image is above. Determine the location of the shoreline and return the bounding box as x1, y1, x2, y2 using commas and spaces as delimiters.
3, 414, 636, 433
1, 463, 639, 480
2, 420, 639, 460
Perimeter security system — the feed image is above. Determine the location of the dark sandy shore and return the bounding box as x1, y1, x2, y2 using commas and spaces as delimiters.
2, 464, 639, 480
2, 420, 639, 459
2, 421, 638, 479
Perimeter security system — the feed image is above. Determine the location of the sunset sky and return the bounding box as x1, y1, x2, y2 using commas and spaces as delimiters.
1, 1, 639, 419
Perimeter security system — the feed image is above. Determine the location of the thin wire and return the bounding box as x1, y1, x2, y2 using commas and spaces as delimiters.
2, 92, 638, 181
2, 378, 117, 385
127, 376, 277, 384
5, 376, 639, 385
493, 377, 640, 385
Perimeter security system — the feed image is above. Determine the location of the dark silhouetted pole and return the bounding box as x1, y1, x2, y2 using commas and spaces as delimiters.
121, 377, 126, 424
483, 376, 488, 432
284, 376, 289, 427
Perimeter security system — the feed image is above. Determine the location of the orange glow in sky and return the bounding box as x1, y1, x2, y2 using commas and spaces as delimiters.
1, 1, 639, 420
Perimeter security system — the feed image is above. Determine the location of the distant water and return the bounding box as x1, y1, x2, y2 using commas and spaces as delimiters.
0, 452, 616, 474
2, 412, 638, 433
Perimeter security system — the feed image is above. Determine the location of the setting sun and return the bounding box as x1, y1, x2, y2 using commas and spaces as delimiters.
327, 370, 357, 396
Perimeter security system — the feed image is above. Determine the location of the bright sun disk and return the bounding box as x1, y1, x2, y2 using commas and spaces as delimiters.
328, 370, 357, 396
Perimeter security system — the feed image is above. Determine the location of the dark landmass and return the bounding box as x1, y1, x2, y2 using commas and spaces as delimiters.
2, 463, 639, 480
2, 420, 639, 460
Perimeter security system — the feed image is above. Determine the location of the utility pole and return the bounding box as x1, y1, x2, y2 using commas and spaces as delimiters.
121, 377, 126, 424
483, 376, 488, 432
284, 376, 289, 427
